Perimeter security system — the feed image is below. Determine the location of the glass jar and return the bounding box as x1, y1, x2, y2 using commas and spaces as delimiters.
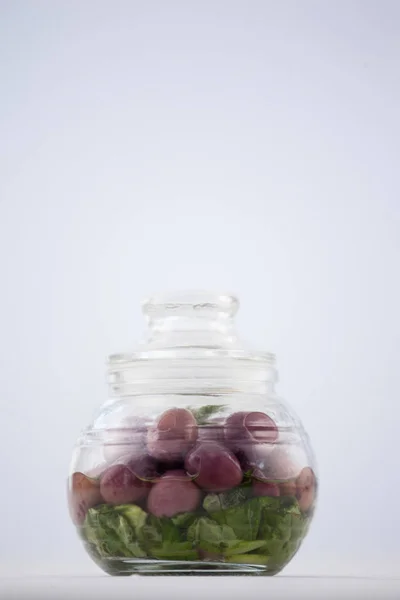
68, 292, 317, 576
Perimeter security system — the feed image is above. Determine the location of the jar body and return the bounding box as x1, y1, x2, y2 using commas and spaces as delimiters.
68, 294, 317, 576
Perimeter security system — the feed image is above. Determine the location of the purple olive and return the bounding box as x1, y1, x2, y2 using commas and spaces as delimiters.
198, 418, 225, 443
147, 408, 198, 462
225, 411, 278, 451
68, 472, 103, 526
100, 464, 149, 505
244, 446, 301, 482
280, 480, 297, 497
185, 442, 243, 492
296, 467, 316, 512
147, 470, 201, 517
252, 480, 280, 498
117, 452, 161, 482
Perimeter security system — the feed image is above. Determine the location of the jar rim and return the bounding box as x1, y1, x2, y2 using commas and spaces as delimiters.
108, 348, 276, 365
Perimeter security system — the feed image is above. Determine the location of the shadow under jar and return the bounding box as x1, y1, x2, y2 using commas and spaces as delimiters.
68, 292, 317, 576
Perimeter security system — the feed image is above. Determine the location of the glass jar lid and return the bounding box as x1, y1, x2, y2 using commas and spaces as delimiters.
107, 292, 277, 397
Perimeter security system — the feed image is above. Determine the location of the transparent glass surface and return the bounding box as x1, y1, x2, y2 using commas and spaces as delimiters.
68, 292, 317, 576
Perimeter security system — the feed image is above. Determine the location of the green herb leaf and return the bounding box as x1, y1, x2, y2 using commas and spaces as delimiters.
142, 514, 198, 559
139, 514, 182, 552
203, 487, 251, 513
203, 494, 222, 513
149, 541, 198, 561
83, 504, 147, 559
290, 513, 309, 542
171, 512, 198, 530
225, 540, 267, 555
115, 504, 147, 534
267, 540, 299, 569
79, 495, 310, 570
187, 517, 238, 553
264, 512, 292, 542
241, 470, 254, 484
258, 498, 297, 544
263, 538, 285, 556
255, 496, 282, 512
211, 496, 272, 541
114, 515, 146, 557
83, 508, 130, 558
189, 405, 226, 425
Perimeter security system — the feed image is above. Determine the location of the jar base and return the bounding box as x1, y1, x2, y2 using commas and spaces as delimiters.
97, 558, 281, 576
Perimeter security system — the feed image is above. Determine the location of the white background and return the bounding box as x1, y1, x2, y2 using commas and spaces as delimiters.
0, 0, 399, 578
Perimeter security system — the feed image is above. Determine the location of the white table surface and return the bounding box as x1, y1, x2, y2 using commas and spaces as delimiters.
0, 576, 399, 599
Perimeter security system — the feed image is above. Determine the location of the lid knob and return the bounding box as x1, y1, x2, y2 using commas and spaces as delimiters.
142, 292, 239, 323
